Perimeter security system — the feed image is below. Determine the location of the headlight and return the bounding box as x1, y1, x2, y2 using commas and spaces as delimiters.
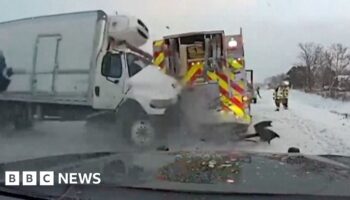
150, 99, 173, 109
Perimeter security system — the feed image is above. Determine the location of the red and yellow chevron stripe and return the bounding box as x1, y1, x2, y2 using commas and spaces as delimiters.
181, 62, 250, 122
182, 62, 203, 85
207, 71, 246, 118
153, 40, 166, 72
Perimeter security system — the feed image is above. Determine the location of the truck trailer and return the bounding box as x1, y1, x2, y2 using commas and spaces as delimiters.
0, 10, 181, 147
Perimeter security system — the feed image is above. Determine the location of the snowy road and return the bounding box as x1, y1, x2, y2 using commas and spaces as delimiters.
0, 89, 350, 163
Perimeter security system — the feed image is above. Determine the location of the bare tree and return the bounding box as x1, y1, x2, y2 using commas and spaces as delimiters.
329, 43, 350, 76
265, 73, 287, 88
317, 50, 335, 88
298, 43, 324, 90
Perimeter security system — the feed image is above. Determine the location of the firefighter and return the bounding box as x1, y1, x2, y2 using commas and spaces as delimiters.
256, 86, 262, 99
0, 50, 5, 72
273, 81, 290, 111
0, 51, 13, 93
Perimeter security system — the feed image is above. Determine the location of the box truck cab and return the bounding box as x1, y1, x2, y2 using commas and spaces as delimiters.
0, 10, 181, 147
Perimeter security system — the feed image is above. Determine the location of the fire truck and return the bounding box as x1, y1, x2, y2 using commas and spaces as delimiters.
153, 30, 253, 139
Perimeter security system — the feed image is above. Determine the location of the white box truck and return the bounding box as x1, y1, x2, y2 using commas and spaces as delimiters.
0, 10, 181, 147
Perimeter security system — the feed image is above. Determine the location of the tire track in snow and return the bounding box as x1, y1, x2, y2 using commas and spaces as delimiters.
289, 111, 346, 155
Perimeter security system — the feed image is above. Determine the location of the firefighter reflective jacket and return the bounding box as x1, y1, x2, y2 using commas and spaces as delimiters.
273, 86, 289, 100
282, 87, 289, 98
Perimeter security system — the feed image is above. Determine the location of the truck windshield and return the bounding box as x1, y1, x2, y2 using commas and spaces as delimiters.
126, 53, 149, 77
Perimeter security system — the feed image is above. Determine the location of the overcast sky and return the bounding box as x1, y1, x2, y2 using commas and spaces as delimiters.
1, 0, 350, 81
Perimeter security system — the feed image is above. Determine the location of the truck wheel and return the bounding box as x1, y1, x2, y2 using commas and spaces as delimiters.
129, 117, 156, 147
118, 101, 158, 148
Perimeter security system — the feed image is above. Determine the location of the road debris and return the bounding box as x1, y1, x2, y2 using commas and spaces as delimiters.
157, 152, 245, 184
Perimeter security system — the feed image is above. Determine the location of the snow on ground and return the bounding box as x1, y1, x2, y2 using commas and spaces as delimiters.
293, 90, 350, 114
234, 89, 350, 155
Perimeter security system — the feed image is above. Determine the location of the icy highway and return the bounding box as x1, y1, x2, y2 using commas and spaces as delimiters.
1, 89, 350, 163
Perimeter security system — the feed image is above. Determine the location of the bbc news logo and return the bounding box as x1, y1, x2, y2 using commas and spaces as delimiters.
5, 171, 101, 186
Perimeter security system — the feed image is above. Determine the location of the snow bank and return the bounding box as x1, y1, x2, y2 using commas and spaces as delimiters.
292, 90, 350, 114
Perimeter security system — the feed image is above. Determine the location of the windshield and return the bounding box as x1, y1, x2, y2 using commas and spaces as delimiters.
1, 0, 350, 199
126, 53, 149, 77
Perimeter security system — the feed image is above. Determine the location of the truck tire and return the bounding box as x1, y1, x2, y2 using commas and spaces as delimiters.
117, 101, 159, 148
126, 114, 156, 148
13, 103, 33, 130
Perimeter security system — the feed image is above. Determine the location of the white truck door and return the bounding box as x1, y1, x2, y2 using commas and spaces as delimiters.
32, 35, 61, 94
93, 52, 126, 110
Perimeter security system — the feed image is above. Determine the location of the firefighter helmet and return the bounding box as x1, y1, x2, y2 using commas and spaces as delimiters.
282, 80, 290, 86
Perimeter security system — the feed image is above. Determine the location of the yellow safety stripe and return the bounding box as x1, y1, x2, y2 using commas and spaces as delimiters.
182, 64, 203, 84
154, 40, 164, 47
208, 71, 250, 121
238, 80, 245, 88
154, 52, 165, 66
228, 74, 245, 104
229, 67, 250, 123
187, 69, 249, 121
220, 95, 244, 117
244, 114, 252, 123
207, 71, 229, 92
228, 59, 243, 70
233, 94, 243, 103
229, 72, 235, 81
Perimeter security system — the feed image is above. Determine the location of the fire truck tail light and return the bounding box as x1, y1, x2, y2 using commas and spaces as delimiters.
242, 96, 249, 102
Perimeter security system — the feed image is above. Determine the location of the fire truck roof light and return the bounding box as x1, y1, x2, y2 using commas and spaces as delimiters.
228, 38, 238, 48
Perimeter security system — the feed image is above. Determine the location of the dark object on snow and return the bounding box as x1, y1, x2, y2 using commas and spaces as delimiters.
157, 145, 169, 151
254, 121, 272, 132
241, 121, 279, 144
243, 129, 280, 144
288, 147, 300, 153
